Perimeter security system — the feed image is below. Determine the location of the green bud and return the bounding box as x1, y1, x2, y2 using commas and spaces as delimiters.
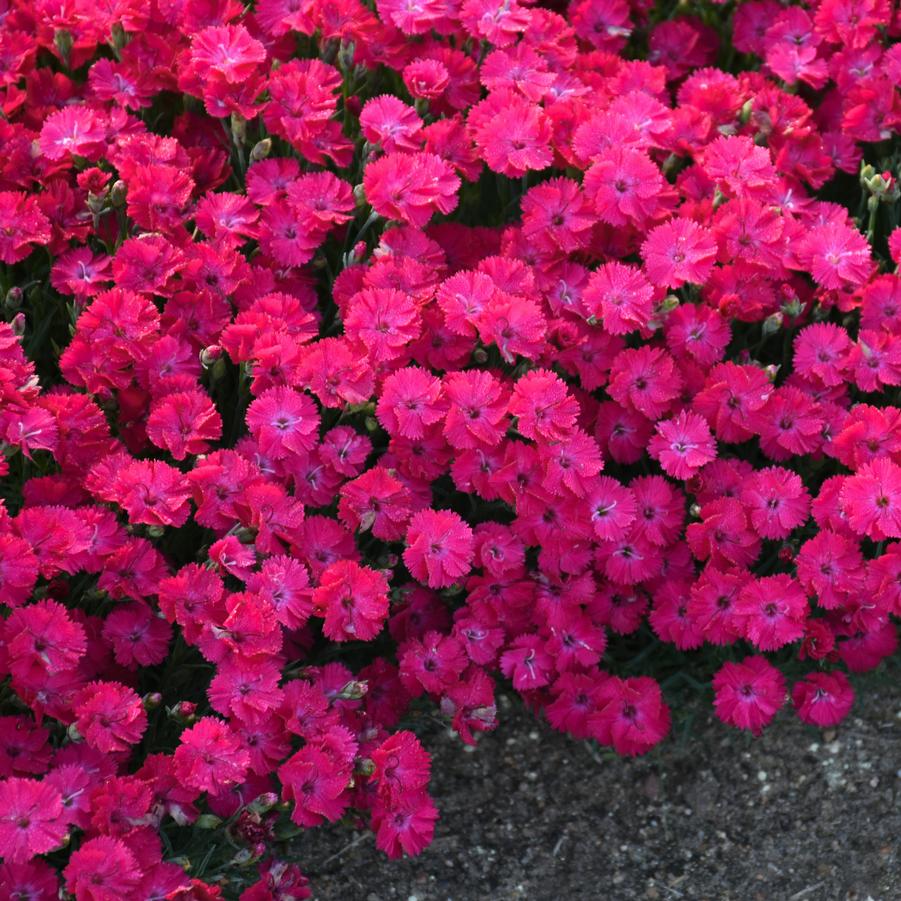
196, 814, 223, 829
249, 138, 272, 163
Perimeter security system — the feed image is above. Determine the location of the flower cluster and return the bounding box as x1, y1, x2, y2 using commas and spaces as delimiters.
1, 0, 900, 896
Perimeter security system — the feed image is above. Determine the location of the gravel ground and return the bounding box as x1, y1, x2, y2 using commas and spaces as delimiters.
301, 681, 901, 901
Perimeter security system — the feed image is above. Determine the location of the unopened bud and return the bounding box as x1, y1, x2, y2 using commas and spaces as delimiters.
364, 416, 379, 432
110, 180, 127, 206
196, 814, 223, 829
689, 504, 702, 518
5, 286, 23, 311
860, 163, 876, 186
249, 138, 272, 163
739, 98, 754, 125
170, 701, 197, 722
658, 294, 680, 314
10, 313, 25, 337
54, 29, 73, 66
356, 758, 376, 777
67, 723, 83, 742
353, 183, 367, 207
146, 525, 165, 539
472, 347, 489, 364
143, 692, 163, 710
762, 312, 783, 336
780, 297, 804, 318
336, 680, 368, 701
86, 192, 107, 215
200, 344, 223, 368
110, 22, 126, 50
230, 113, 247, 145
248, 792, 279, 814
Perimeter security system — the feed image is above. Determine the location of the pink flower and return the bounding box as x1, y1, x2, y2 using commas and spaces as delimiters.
642, 218, 718, 288
608, 347, 682, 420
840, 458, 901, 540
360, 96, 423, 153
39, 106, 107, 161
792, 672, 854, 727
404, 509, 474, 589
740, 466, 810, 539
583, 262, 655, 335
735, 574, 808, 651
312, 561, 390, 641
586, 476, 637, 542
584, 147, 666, 228
376, 367, 447, 439
364, 152, 460, 227
509, 369, 578, 441
0, 778, 67, 862
74, 682, 147, 753
648, 411, 717, 479
246, 386, 320, 461
190, 25, 267, 84
173, 718, 250, 795
588, 676, 670, 756
795, 220, 873, 289
713, 656, 786, 735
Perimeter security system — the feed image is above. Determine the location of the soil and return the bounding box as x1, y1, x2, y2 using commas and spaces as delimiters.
301, 682, 901, 901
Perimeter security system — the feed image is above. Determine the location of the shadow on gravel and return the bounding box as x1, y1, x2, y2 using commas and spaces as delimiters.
301, 685, 901, 901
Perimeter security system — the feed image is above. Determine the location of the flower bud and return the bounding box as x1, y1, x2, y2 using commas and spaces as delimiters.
248, 792, 279, 814
196, 814, 223, 829
356, 758, 376, 778
230, 113, 247, 145
11, 313, 25, 337
143, 692, 163, 711
353, 183, 367, 207
200, 344, 223, 368
110, 180, 127, 207
54, 29, 73, 65
762, 311, 783, 336
336, 680, 368, 700
4, 286, 23, 311
249, 138, 272, 163
110, 22, 126, 50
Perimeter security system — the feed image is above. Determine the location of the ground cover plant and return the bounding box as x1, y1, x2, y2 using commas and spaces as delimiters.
0, 0, 900, 897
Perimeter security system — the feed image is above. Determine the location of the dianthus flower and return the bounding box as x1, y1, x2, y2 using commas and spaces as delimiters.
713, 656, 786, 735
372, 792, 438, 859
608, 347, 682, 421
840, 458, 901, 540
173, 718, 250, 795
792, 672, 854, 727
246, 386, 320, 461
63, 836, 142, 900
795, 220, 873, 289
363, 152, 459, 228
584, 147, 666, 228
642, 218, 717, 288
586, 477, 637, 542
343, 288, 421, 363
376, 367, 447, 440
147, 390, 222, 460
312, 560, 390, 641
404, 509, 474, 589
506, 370, 578, 442
372, 731, 431, 806
583, 262, 655, 335
588, 676, 670, 756
279, 746, 350, 829
740, 467, 810, 539
735, 574, 808, 651
0, 778, 67, 863
793, 323, 852, 387
74, 682, 147, 753
648, 411, 717, 480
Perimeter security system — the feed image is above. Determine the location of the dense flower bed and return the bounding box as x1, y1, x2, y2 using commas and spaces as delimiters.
1, 0, 900, 896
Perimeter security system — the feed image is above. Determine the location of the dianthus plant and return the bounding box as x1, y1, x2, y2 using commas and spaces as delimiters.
1, 0, 900, 897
